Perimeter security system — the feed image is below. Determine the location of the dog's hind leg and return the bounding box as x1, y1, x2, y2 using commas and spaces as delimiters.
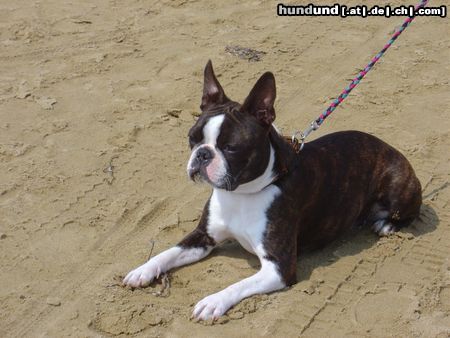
368, 174, 422, 237
365, 203, 393, 236
372, 218, 396, 236
378, 168, 422, 235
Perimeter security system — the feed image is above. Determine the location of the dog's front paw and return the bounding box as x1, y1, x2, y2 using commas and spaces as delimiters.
123, 261, 161, 288
192, 291, 232, 321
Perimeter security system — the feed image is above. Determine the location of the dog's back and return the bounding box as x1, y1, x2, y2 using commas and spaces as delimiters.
269, 130, 422, 251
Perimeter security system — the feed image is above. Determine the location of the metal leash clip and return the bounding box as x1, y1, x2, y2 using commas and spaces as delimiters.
291, 120, 319, 152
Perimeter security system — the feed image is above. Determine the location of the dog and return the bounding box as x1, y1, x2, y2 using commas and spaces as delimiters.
123, 60, 422, 321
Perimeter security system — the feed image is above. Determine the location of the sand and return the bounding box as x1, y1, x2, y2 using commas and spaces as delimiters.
0, 0, 449, 337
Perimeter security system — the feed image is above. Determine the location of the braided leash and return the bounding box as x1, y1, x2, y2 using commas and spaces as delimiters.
292, 0, 429, 151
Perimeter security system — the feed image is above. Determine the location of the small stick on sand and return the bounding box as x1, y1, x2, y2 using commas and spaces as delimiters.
147, 240, 155, 261
146, 240, 171, 297
103, 155, 119, 185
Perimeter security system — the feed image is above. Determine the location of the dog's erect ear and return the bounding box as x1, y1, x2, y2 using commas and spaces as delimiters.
201, 60, 228, 111
241, 72, 276, 126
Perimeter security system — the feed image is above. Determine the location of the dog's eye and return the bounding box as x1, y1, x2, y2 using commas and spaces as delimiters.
223, 144, 238, 153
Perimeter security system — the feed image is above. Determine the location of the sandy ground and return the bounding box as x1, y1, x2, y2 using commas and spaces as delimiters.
0, 0, 449, 337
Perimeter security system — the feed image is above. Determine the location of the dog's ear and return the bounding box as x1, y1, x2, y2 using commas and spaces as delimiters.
201, 60, 228, 111
241, 72, 276, 126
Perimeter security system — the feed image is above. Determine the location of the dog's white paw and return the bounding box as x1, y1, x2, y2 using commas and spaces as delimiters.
192, 291, 232, 321
123, 261, 161, 288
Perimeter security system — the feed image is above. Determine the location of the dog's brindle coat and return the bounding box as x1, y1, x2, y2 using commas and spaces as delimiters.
123, 61, 422, 320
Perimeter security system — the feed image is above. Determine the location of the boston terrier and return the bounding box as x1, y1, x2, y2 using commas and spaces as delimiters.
123, 60, 422, 321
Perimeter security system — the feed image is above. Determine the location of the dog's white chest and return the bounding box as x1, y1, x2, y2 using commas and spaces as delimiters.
208, 186, 281, 255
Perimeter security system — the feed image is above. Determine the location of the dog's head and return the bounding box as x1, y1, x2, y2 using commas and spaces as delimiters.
187, 60, 277, 192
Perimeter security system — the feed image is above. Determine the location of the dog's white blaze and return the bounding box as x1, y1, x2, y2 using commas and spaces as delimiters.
186, 114, 228, 185
203, 114, 224, 145
202, 114, 227, 184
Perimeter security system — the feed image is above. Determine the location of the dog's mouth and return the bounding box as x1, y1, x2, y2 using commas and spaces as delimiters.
189, 168, 205, 183
188, 166, 210, 185
188, 166, 235, 191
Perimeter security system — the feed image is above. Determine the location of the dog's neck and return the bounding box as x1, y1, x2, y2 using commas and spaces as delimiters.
214, 126, 295, 195
230, 143, 276, 194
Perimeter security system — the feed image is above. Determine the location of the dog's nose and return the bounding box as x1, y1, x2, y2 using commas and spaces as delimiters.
196, 147, 213, 165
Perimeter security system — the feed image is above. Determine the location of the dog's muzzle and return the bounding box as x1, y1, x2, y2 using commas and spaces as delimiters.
188, 147, 214, 181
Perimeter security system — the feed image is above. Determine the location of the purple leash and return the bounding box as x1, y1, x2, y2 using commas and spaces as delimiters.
292, 0, 429, 150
